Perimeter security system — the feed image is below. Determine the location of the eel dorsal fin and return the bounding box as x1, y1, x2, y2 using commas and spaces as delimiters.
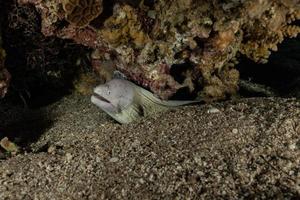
111, 80, 201, 124
136, 83, 201, 108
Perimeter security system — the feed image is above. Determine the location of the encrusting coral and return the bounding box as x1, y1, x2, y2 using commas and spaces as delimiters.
0, 42, 10, 98
239, 0, 300, 63
1, 0, 93, 106
0, 2, 11, 98
62, 0, 103, 28
17, 0, 300, 101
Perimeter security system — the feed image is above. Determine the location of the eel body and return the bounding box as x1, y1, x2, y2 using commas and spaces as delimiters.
91, 79, 200, 124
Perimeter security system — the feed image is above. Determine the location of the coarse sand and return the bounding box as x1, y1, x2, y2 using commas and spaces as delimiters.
0, 94, 300, 199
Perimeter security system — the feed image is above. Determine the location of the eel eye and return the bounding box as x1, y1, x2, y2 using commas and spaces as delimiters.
104, 85, 111, 95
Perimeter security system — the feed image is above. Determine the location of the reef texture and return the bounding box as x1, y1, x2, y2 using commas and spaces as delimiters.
18, 0, 300, 100
0, 37, 10, 98
0, 2, 11, 98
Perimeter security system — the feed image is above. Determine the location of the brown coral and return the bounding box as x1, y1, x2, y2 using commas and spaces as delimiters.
17, 0, 300, 101
239, 0, 300, 63
0, 56, 11, 98
62, 0, 103, 28
0, 4, 10, 98
282, 25, 300, 38
0, 41, 10, 98
100, 4, 150, 48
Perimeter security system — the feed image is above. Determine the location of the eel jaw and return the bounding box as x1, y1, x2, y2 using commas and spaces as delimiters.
92, 92, 111, 103
91, 93, 120, 114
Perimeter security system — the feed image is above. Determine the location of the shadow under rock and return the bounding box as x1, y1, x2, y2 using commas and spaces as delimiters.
0, 99, 54, 151
237, 35, 300, 98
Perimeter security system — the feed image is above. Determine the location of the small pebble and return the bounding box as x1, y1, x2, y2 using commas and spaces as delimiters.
207, 107, 220, 114
232, 128, 238, 134
109, 157, 119, 163
47, 145, 56, 154
65, 153, 73, 161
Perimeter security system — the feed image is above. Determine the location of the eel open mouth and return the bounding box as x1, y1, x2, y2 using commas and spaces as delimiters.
92, 93, 111, 103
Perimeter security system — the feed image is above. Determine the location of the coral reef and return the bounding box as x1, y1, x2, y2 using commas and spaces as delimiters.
237, 36, 300, 98
240, 0, 300, 63
2, 0, 91, 107
0, 2, 11, 98
0, 39, 10, 98
17, 0, 300, 100
62, 0, 103, 27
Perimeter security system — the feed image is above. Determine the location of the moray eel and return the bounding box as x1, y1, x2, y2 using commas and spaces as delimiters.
91, 78, 200, 124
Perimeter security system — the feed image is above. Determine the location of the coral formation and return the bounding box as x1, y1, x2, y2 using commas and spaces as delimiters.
0, 137, 19, 154
62, 0, 103, 27
2, 0, 91, 106
0, 48, 10, 98
17, 0, 300, 101
240, 0, 300, 63
0, 2, 11, 98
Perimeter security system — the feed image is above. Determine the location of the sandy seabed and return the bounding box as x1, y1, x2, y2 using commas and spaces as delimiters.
0, 94, 300, 199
